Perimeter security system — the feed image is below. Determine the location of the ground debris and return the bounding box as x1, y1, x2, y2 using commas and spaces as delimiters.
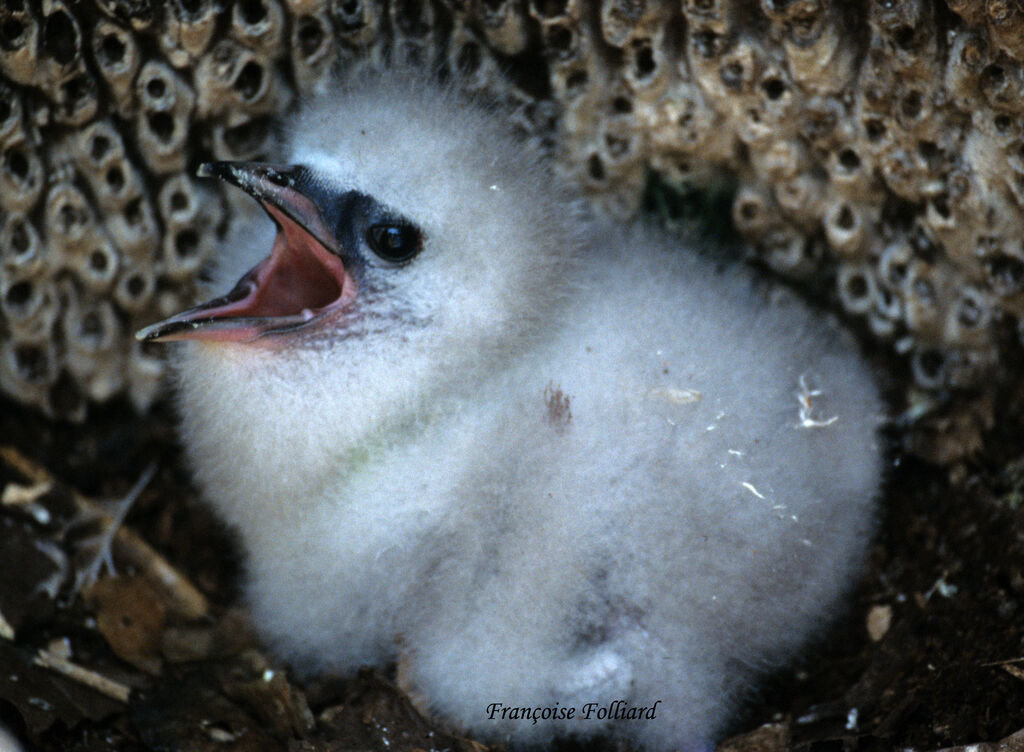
924, 726, 1024, 752
84, 575, 168, 676
33, 640, 133, 703
0, 445, 209, 621
0, 640, 127, 740
314, 668, 492, 752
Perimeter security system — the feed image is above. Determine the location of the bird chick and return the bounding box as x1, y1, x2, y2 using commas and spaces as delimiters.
139, 69, 883, 751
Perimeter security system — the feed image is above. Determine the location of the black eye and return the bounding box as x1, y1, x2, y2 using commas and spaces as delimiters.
366, 223, 422, 263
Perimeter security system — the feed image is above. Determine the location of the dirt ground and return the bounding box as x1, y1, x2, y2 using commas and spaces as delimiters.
2, 381, 1024, 752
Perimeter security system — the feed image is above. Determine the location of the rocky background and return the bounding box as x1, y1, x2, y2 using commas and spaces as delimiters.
3, 1, 1024, 751
2, 0, 1024, 456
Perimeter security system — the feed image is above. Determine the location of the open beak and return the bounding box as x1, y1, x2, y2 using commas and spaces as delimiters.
136, 161, 356, 344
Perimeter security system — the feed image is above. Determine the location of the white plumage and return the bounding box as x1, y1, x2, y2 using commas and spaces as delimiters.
140, 69, 883, 751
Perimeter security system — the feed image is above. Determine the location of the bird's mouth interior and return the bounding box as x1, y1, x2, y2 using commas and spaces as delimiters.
136, 165, 356, 344
201, 202, 351, 323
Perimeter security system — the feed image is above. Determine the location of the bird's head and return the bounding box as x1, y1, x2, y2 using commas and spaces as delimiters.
136, 71, 584, 526
138, 71, 578, 371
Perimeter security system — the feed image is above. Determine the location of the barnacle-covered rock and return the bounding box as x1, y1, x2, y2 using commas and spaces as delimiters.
1, 0, 1023, 460
158, 174, 222, 282
289, 7, 335, 92
0, 1, 41, 87
158, 0, 218, 69
134, 60, 195, 174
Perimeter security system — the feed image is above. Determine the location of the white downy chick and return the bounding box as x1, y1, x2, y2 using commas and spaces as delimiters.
139, 69, 883, 752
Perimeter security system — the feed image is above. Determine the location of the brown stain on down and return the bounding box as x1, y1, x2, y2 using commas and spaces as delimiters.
544, 381, 572, 432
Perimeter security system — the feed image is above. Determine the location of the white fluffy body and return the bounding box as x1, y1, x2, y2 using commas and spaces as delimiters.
172, 71, 883, 751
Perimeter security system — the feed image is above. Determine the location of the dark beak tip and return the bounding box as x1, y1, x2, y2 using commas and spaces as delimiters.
196, 161, 244, 182
135, 317, 179, 342
134, 325, 160, 343
196, 162, 217, 179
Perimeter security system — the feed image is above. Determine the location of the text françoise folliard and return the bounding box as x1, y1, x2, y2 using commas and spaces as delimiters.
486, 700, 662, 725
